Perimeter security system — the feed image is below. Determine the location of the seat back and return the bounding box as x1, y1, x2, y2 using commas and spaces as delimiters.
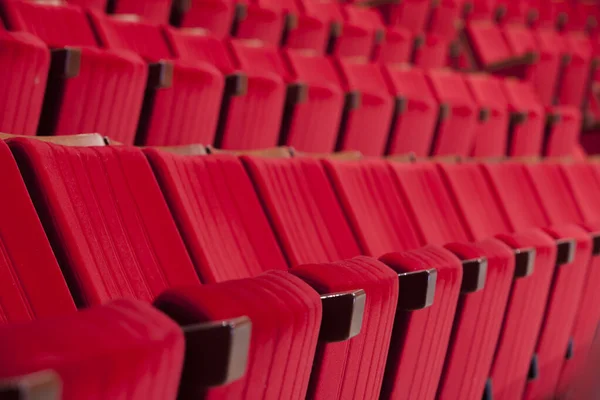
465, 20, 513, 68
91, 13, 174, 61
334, 59, 395, 155
383, 65, 438, 156
502, 79, 545, 156
66, 0, 108, 10
426, 70, 478, 156
0, 140, 76, 324
145, 150, 287, 283
323, 159, 425, 257
110, 0, 173, 24
168, 30, 236, 73
175, 0, 235, 39
242, 156, 362, 266
9, 139, 199, 308
1, 0, 98, 48
465, 75, 510, 157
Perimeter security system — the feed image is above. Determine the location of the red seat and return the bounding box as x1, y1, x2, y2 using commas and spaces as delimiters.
412, 33, 451, 68
334, 58, 395, 155
382, 65, 439, 156
0, 0, 147, 144
427, 0, 462, 38
90, 15, 225, 146
280, 49, 345, 153
380, 0, 430, 35
243, 155, 453, 399
8, 138, 319, 398
172, 0, 236, 39
66, 0, 107, 10
389, 161, 516, 400
0, 25, 49, 136
464, 74, 510, 157
0, 299, 185, 400
439, 162, 559, 400
483, 162, 592, 400
501, 78, 545, 156
109, 0, 173, 24
426, 69, 478, 156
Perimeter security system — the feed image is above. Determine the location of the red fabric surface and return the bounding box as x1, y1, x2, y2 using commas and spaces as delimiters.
426, 69, 478, 156
0, 140, 75, 323
292, 257, 399, 400
0, 30, 48, 135
382, 65, 438, 157
379, 246, 462, 400
333, 58, 395, 156
0, 0, 147, 144
176, 0, 236, 39
243, 155, 362, 265
0, 299, 185, 400
111, 0, 173, 24
155, 270, 322, 400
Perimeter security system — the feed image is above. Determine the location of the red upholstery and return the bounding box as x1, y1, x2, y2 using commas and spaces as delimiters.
156, 271, 322, 400
279, 49, 345, 153
148, 150, 402, 399
427, 0, 462, 38
323, 159, 423, 256
281, 3, 329, 54
145, 150, 288, 283
382, 65, 438, 156
379, 246, 462, 400
426, 70, 478, 156
483, 162, 593, 400
465, 75, 510, 157
0, 29, 48, 135
91, 16, 225, 146
8, 139, 327, 399
0, 140, 76, 323
333, 58, 394, 155
439, 162, 558, 400
412, 33, 451, 68
243, 156, 362, 265
502, 24, 560, 107
555, 32, 592, 107
501, 79, 545, 156
559, 162, 600, 395
66, 0, 108, 10
175, 0, 236, 39
544, 106, 582, 157
464, 20, 513, 69
110, 0, 173, 24
381, 0, 430, 34
0, 0, 147, 144
0, 299, 184, 400
232, 0, 287, 46
291, 257, 399, 399
390, 161, 516, 400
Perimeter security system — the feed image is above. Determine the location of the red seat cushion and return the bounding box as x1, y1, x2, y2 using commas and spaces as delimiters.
110, 0, 173, 24
0, 140, 75, 323
0, 299, 184, 400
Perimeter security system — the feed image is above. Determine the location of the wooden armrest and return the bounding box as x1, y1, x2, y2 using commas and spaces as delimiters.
50, 48, 81, 79
319, 290, 366, 342
591, 232, 600, 256
459, 257, 488, 293
397, 268, 437, 310
148, 61, 174, 89
152, 144, 208, 156
556, 238, 576, 266
0, 370, 61, 400
514, 247, 536, 278
182, 317, 252, 387
1, 133, 106, 147
225, 72, 248, 97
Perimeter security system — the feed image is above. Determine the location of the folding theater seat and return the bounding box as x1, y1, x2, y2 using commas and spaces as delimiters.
65, 0, 107, 10
0, 21, 49, 136
377, 0, 430, 35
502, 78, 582, 157
0, 0, 147, 144
333, 58, 395, 155
166, 33, 286, 150
464, 74, 510, 157
412, 33, 451, 68
243, 154, 460, 400
146, 149, 400, 400
0, 138, 193, 399
279, 49, 345, 153
382, 65, 439, 156
558, 161, 600, 395
0, 300, 185, 400
7, 138, 323, 399
524, 162, 600, 397
385, 161, 517, 400
425, 69, 478, 156
482, 161, 592, 400
438, 162, 560, 400
89, 13, 224, 146
427, 0, 463, 39
108, 0, 173, 24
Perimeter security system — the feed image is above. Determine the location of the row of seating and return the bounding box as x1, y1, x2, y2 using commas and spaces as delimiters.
0, 0, 584, 158
0, 133, 599, 399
